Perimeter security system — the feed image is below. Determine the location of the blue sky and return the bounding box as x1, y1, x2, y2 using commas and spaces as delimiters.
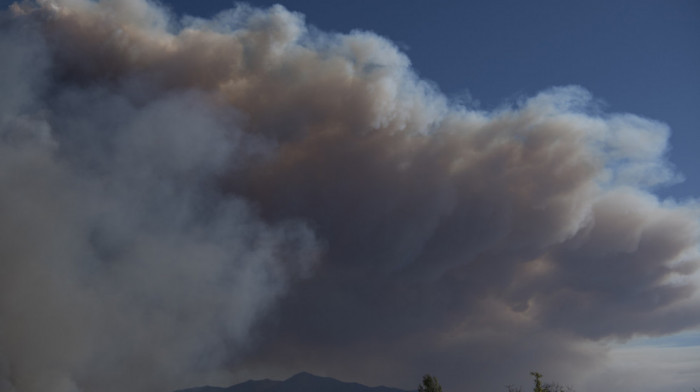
161, 2, 700, 389
162, 0, 700, 199
160, 2, 700, 389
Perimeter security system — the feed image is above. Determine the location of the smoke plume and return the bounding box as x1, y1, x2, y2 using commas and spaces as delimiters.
1, 1, 699, 391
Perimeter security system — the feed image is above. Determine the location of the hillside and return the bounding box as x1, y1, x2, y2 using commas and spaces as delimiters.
176, 372, 413, 392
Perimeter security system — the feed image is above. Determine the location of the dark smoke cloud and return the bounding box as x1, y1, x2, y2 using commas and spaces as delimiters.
1, 1, 699, 391
0, 3, 319, 392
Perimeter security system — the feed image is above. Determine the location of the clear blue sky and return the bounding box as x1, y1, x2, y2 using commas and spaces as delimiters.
162, 0, 700, 200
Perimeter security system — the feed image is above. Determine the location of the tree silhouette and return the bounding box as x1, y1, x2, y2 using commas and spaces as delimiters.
531, 372, 544, 392
418, 374, 442, 392
526, 372, 573, 392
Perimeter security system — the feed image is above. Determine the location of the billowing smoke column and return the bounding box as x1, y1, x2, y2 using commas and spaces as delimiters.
1, 1, 699, 391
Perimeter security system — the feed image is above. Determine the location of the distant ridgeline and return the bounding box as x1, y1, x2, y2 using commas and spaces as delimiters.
176, 372, 414, 392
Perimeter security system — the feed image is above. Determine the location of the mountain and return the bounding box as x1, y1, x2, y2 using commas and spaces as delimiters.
176, 372, 414, 392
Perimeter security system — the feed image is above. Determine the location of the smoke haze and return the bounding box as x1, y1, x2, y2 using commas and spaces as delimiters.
1, 1, 699, 391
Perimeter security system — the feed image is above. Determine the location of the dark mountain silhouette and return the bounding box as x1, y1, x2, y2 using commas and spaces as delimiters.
176, 372, 413, 392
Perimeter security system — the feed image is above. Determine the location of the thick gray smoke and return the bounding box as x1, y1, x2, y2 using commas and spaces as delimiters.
1, 1, 699, 391
0, 3, 321, 391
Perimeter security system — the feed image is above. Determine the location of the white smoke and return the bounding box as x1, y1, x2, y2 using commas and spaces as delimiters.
1, 1, 699, 391
0, 6, 318, 391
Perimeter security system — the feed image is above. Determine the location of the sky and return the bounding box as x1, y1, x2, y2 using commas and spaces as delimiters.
163, 0, 700, 200
0, 1, 699, 392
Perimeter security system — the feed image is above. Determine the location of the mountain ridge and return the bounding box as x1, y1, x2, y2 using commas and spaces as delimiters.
175, 372, 414, 392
